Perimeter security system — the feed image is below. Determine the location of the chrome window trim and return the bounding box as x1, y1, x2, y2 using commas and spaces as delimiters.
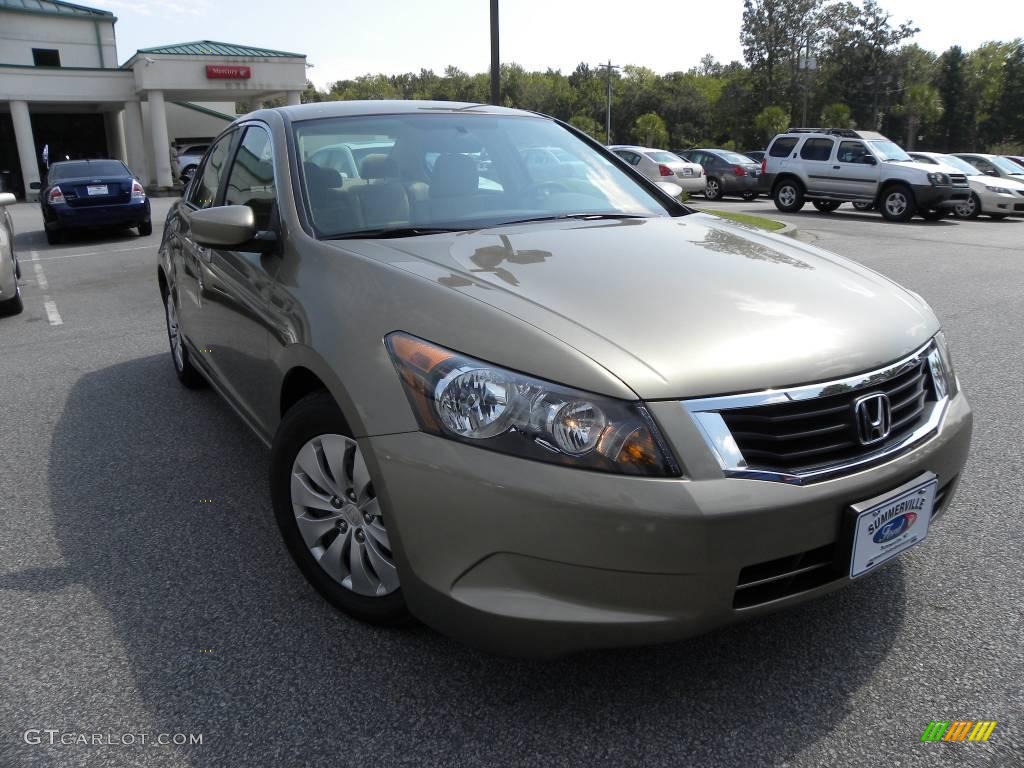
683, 340, 949, 485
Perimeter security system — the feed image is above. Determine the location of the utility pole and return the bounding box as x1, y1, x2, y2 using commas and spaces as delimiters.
489, 0, 500, 105
595, 60, 620, 144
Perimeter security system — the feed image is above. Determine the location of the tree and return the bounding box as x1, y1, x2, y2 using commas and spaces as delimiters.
632, 112, 669, 148
894, 85, 942, 149
754, 105, 790, 142
820, 102, 855, 128
936, 46, 975, 150
991, 41, 1024, 147
569, 115, 602, 141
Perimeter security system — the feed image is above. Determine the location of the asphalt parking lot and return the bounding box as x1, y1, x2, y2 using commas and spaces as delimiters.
0, 196, 1021, 768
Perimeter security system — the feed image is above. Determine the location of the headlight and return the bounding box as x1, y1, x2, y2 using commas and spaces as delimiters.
931, 331, 959, 399
386, 332, 681, 477
986, 185, 1012, 194
927, 172, 951, 186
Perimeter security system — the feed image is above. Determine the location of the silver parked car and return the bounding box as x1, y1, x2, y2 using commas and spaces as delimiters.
0, 192, 22, 316
609, 145, 704, 194
159, 101, 972, 657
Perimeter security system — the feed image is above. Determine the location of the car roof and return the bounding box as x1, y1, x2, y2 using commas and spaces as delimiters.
268, 100, 535, 122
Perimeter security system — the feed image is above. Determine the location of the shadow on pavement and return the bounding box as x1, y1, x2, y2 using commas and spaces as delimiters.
45, 354, 907, 767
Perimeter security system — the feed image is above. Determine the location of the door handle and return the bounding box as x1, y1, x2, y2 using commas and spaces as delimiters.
833, 165, 841, 169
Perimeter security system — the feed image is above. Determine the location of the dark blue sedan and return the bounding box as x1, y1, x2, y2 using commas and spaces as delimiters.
37, 159, 152, 244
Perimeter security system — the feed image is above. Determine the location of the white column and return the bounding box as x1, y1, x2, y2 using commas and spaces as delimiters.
123, 101, 148, 185
147, 90, 173, 187
10, 100, 40, 201
104, 109, 126, 162
286, 91, 302, 106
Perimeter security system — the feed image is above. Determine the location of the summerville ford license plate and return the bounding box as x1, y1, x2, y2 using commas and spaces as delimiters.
849, 473, 937, 578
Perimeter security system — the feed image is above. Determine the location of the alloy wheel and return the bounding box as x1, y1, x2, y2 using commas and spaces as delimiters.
884, 191, 908, 218
290, 434, 398, 597
165, 295, 184, 371
778, 185, 797, 208
954, 195, 977, 218
706, 179, 720, 199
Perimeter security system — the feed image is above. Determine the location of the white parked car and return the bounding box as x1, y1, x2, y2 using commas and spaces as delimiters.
910, 152, 1024, 219
609, 145, 704, 194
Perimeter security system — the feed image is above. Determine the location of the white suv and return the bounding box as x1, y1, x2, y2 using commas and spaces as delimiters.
761, 129, 970, 222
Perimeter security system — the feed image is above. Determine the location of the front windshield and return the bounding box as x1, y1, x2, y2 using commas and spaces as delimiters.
936, 155, 982, 176
991, 155, 1024, 175
292, 113, 672, 238
869, 141, 913, 162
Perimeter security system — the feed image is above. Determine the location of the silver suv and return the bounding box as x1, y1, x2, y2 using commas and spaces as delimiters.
762, 129, 971, 221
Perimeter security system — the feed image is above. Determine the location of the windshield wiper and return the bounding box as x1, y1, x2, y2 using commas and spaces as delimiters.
492, 213, 653, 227
325, 226, 469, 240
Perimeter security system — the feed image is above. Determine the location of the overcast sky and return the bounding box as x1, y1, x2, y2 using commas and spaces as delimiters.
88, 0, 1018, 89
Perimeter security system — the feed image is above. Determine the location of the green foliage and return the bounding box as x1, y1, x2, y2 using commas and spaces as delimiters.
569, 114, 602, 141
632, 113, 669, 148
820, 103, 855, 128
754, 105, 790, 141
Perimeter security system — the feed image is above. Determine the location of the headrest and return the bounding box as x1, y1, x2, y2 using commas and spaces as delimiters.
360, 154, 399, 180
303, 162, 342, 201
431, 153, 478, 197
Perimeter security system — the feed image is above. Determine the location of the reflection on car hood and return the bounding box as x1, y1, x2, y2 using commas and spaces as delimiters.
335, 214, 939, 399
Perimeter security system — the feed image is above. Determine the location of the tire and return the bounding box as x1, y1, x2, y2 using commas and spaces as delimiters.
989, 213, 1008, 220
0, 287, 23, 316
704, 177, 723, 201
772, 179, 805, 212
138, 219, 153, 237
852, 201, 874, 211
741, 191, 757, 201
953, 193, 981, 219
879, 184, 916, 222
45, 228, 63, 245
163, 288, 205, 388
812, 201, 841, 212
271, 391, 409, 625
919, 208, 949, 221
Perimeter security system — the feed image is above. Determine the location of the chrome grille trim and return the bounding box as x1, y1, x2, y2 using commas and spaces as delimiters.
683, 340, 949, 485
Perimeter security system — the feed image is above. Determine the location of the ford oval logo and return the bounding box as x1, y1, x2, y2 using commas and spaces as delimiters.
873, 512, 917, 543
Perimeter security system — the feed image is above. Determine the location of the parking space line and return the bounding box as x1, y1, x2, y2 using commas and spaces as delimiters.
29, 251, 63, 326
26, 243, 157, 263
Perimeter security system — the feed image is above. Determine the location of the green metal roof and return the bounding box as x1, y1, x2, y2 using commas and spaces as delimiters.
0, 0, 113, 18
136, 40, 304, 58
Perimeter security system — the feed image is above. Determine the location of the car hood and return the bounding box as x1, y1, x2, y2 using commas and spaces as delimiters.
336, 214, 939, 399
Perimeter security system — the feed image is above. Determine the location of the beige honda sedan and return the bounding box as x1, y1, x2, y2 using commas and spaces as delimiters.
158, 101, 972, 656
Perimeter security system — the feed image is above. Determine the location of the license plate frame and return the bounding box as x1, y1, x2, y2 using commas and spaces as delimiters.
847, 473, 937, 578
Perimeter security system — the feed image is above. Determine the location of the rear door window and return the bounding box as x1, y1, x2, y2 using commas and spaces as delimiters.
769, 137, 798, 158
800, 138, 835, 162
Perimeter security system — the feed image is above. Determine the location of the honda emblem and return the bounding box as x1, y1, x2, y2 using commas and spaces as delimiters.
854, 393, 892, 446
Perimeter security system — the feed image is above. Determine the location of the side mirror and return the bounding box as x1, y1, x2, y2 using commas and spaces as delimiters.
0, 192, 16, 207
985, 170, 999, 177
186, 205, 257, 248
29, 181, 41, 190
863, 156, 877, 166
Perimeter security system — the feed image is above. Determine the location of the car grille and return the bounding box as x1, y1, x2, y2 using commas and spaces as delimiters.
733, 474, 959, 609
719, 357, 935, 475
949, 173, 968, 187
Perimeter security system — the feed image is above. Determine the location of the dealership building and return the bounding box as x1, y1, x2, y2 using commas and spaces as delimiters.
0, 0, 307, 198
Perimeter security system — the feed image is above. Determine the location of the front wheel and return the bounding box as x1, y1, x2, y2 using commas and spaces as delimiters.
0, 286, 23, 316
138, 219, 153, 237
163, 288, 205, 388
704, 177, 723, 201
271, 392, 408, 625
812, 201, 841, 212
880, 185, 916, 222
741, 191, 757, 201
773, 180, 805, 212
953, 193, 981, 219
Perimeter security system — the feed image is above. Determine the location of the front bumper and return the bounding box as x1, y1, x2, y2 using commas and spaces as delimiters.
913, 184, 970, 210
363, 391, 972, 657
977, 189, 1024, 216
44, 199, 151, 231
